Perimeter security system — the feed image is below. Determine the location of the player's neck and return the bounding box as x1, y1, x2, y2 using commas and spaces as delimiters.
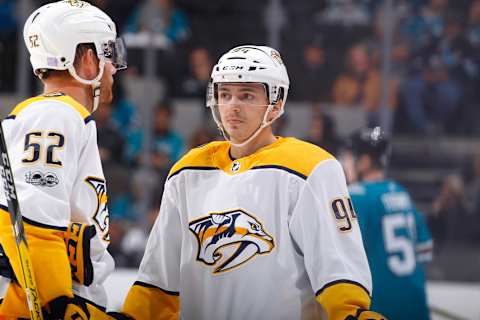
362, 170, 385, 182
43, 79, 94, 112
229, 130, 277, 159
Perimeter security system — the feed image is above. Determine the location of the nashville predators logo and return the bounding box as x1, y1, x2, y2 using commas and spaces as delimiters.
85, 176, 109, 241
270, 50, 284, 65
62, 0, 90, 8
189, 209, 274, 274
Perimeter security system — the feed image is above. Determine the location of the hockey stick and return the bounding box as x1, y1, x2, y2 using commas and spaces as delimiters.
0, 121, 43, 320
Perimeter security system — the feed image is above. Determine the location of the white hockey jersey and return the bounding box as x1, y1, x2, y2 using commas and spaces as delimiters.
0, 93, 113, 316
123, 137, 372, 320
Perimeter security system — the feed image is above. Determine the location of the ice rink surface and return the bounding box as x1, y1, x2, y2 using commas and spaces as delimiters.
105, 269, 480, 319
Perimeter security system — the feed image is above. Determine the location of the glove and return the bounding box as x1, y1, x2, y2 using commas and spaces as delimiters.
64, 222, 96, 286
64, 302, 89, 320
345, 309, 388, 320
0, 244, 16, 283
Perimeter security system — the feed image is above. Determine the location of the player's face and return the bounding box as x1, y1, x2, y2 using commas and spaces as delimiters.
217, 83, 269, 144
99, 61, 117, 105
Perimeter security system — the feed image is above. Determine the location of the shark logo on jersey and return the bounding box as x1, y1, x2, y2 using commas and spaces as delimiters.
189, 209, 274, 274
85, 176, 110, 241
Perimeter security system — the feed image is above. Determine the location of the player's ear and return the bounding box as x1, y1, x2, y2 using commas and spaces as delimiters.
269, 100, 283, 121
77, 48, 99, 80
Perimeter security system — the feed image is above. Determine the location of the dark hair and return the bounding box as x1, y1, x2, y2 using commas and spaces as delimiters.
38, 43, 97, 80
348, 127, 391, 169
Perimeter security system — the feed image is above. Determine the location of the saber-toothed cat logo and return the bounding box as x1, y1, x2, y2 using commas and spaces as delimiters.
189, 209, 274, 274
85, 176, 109, 241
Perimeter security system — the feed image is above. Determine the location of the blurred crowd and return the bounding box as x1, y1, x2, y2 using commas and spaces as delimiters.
1, 0, 479, 274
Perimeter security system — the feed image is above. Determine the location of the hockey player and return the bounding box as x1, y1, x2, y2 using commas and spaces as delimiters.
121, 45, 386, 320
347, 127, 433, 320
0, 1, 126, 318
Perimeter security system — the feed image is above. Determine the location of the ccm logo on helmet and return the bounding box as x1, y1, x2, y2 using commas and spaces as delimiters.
222, 65, 244, 71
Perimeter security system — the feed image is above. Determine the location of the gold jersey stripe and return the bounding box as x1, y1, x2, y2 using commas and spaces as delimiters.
169, 137, 335, 179
9, 94, 91, 121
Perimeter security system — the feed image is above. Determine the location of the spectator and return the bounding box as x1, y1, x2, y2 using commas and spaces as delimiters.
290, 36, 335, 102
304, 106, 340, 155
94, 102, 126, 165
110, 78, 140, 137
188, 126, 218, 149
430, 174, 472, 247
125, 0, 190, 43
178, 47, 213, 97
401, 12, 470, 134
332, 43, 398, 126
400, 0, 449, 51
126, 100, 185, 172
467, 0, 480, 51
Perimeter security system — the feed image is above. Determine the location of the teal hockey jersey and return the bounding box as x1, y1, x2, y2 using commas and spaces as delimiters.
349, 180, 433, 320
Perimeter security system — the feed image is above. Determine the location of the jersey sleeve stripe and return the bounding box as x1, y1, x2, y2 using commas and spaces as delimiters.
167, 166, 219, 180
251, 165, 307, 180
0, 204, 67, 231
315, 279, 371, 297
84, 115, 94, 124
134, 281, 180, 296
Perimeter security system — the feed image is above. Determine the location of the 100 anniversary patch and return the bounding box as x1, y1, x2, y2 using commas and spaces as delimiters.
25, 171, 59, 187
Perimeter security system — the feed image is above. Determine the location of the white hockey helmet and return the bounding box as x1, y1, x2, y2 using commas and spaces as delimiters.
206, 45, 290, 147
23, 0, 127, 110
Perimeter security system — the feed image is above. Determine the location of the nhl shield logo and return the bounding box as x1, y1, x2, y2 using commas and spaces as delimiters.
231, 161, 241, 172
189, 209, 274, 274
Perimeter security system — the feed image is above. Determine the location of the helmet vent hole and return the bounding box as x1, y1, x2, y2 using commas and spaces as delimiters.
31, 12, 41, 23
60, 57, 66, 62
248, 66, 257, 71
238, 75, 242, 78
259, 67, 266, 70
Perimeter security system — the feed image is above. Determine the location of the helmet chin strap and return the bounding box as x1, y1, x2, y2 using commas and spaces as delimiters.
67, 59, 105, 113
212, 104, 283, 148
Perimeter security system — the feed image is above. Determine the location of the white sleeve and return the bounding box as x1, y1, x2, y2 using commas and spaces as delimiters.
136, 181, 181, 292
288, 159, 372, 295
